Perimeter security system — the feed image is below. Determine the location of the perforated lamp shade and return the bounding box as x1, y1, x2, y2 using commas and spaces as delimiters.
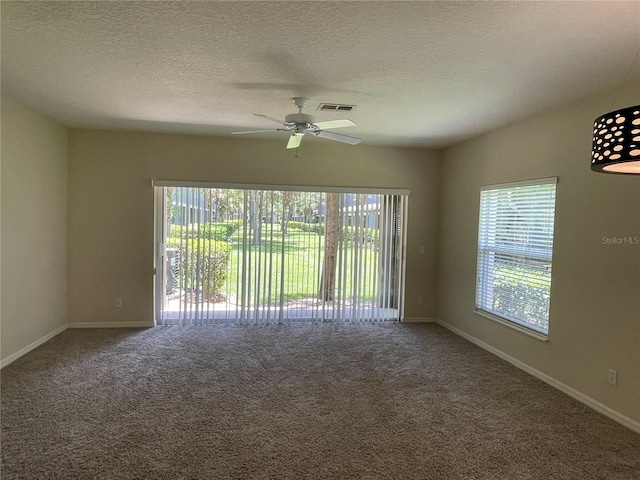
591, 105, 640, 174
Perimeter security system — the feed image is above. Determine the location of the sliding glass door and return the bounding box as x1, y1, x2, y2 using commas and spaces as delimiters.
154, 183, 408, 325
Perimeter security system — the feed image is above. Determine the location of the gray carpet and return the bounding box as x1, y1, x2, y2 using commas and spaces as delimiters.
1, 323, 639, 479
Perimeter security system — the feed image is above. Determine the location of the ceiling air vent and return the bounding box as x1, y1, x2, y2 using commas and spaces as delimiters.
318, 103, 356, 112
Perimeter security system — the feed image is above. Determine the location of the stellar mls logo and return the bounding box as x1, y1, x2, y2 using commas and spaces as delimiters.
602, 236, 639, 245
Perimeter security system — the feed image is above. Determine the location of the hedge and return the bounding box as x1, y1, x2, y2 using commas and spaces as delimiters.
167, 237, 231, 301
492, 265, 550, 331
288, 221, 325, 235
170, 220, 242, 242
288, 221, 379, 247
342, 226, 378, 248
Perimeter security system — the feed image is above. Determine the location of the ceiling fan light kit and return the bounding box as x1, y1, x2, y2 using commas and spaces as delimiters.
232, 97, 362, 149
591, 105, 640, 175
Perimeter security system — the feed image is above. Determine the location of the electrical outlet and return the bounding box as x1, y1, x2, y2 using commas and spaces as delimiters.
607, 369, 617, 386
417, 296, 424, 305
115, 298, 122, 308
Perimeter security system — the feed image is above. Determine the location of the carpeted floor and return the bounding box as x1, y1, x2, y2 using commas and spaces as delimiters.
1, 323, 639, 479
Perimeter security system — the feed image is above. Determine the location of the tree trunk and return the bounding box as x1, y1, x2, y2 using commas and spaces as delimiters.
249, 190, 261, 245
281, 191, 292, 234
320, 193, 340, 301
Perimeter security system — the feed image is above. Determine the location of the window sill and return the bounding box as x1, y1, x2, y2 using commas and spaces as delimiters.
474, 309, 549, 342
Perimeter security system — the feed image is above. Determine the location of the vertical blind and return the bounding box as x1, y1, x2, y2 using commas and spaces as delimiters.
153, 183, 409, 325
476, 178, 557, 334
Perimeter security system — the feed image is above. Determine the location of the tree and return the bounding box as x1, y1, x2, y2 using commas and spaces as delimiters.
204, 188, 229, 223
319, 193, 340, 301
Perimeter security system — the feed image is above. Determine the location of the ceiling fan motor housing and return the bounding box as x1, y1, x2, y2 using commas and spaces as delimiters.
285, 113, 316, 127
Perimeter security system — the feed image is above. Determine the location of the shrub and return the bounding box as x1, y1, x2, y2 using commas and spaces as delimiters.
492, 265, 550, 331
287, 221, 325, 235
222, 220, 243, 238
287, 222, 379, 247
170, 221, 242, 242
167, 237, 231, 301
342, 226, 378, 248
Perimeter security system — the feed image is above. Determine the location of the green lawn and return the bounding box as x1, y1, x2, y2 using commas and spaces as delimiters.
225, 226, 379, 304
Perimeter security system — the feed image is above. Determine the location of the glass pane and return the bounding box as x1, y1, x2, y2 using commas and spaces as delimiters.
157, 187, 407, 324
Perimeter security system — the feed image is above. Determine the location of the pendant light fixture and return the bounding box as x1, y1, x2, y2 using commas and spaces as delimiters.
591, 48, 640, 175
591, 105, 640, 174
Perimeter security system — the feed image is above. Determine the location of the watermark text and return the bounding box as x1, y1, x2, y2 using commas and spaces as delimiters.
602, 236, 639, 245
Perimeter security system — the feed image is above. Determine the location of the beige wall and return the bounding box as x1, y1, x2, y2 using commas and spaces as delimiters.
67, 131, 442, 325
438, 82, 640, 423
1, 95, 68, 363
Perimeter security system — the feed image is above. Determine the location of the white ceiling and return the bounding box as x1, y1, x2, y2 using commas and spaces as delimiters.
1, 1, 639, 148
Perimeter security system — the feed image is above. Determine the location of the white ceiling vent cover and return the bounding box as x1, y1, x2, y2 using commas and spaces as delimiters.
318, 103, 356, 112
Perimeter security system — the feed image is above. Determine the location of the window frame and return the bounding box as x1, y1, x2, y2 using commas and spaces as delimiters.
474, 177, 558, 338
152, 182, 409, 325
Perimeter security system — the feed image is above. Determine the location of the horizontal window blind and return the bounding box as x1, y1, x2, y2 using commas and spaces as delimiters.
476, 178, 557, 334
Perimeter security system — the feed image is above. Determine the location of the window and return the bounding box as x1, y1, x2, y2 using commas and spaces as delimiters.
475, 178, 557, 335
153, 182, 409, 325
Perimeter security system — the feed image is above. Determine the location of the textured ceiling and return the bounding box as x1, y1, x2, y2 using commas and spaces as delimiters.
1, 1, 639, 148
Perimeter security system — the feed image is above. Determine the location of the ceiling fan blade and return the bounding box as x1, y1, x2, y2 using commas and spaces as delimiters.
287, 133, 304, 149
312, 119, 356, 130
313, 130, 361, 145
254, 114, 290, 125
231, 129, 285, 135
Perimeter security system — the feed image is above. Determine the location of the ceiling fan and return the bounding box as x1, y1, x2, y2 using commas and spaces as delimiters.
232, 97, 361, 149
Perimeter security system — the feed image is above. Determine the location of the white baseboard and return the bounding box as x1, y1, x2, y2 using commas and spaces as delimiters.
403, 317, 438, 323
1, 324, 68, 369
68, 322, 154, 328
437, 319, 640, 434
